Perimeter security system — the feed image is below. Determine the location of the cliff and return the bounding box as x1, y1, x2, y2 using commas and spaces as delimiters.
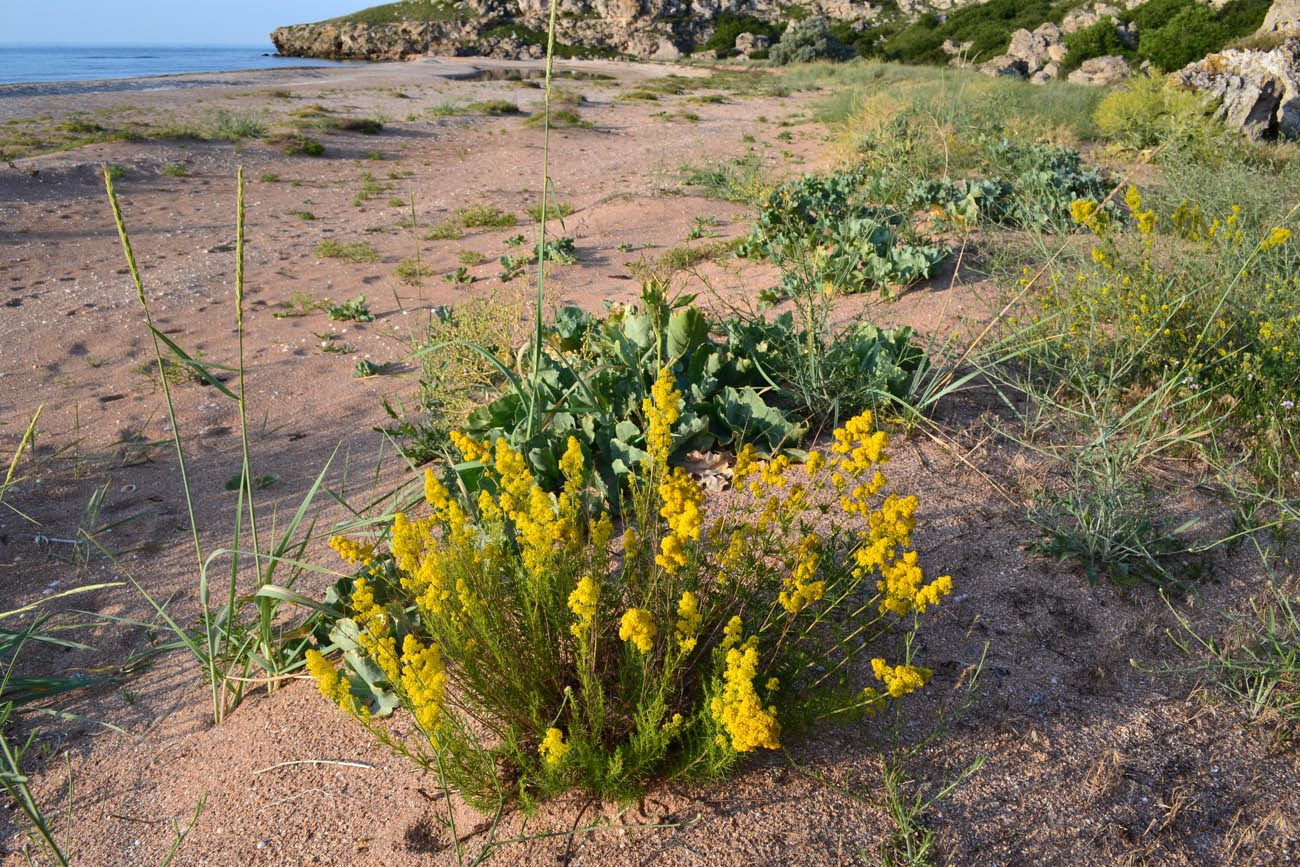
270, 0, 892, 61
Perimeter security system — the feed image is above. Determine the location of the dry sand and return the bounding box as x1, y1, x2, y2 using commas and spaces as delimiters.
0, 57, 1296, 866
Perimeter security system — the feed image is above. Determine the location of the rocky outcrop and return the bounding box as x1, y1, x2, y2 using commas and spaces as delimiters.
1259, 0, 1300, 36
1067, 54, 1133, 85
734, 32, 771, 57
980, 22, 1064, 81
1173, 37, 1300, 139
272, 0, 883, 61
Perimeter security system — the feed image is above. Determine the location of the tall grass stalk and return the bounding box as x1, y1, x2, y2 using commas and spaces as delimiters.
105, 167, 334, 723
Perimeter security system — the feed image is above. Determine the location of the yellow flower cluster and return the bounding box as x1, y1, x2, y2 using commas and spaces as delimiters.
711, 636, 780, 753
538, 727, 569, 765
619, 608, 657, 653
779, 533, 825, 614
643, 367, 681, 470
1261, 226, 1293, 253
305, 648, 366, 719
871, 658, 932, 699
675, 591, 701, 652
657, 467, 704, 573
400, 633, 445, 733
449, 430, 488, 462
1070, 198, 1110, 233
567, 576, 599, 639
351, 576, 400, 683
1125, 185, 1157, 238
329, 534, 374, 565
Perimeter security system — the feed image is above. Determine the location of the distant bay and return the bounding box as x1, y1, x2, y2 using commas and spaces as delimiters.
0, 43, 363, 85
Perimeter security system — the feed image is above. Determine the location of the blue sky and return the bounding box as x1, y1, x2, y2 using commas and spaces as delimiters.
3, 2, 368, 45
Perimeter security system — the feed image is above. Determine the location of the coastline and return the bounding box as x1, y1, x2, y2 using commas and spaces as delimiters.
0, 56, 597, 124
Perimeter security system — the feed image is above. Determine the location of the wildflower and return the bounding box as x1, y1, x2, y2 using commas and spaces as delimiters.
619, 608, 657, 654
779, 534, 825, 614
567, 576, 599, 638
306, 649, 354, 711
710, 638, 780, 752
400, 633, 446, 733
642, 367, 681, 470
721, 615, 743, 650
329, 534, 374, 565
1261, 226, 1292, 253
657, 468, 704, 573
871, 658, 932, 699
675, 590, 702, 652
538, 727, 569, 765
806, 450, 825, 476
559, 436, 585, 494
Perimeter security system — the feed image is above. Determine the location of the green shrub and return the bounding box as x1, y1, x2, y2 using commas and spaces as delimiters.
769, 16, 855, 66
1126, 0, 1271, 72
739, 166, 947, 297
702, 13, 784, 57
1093, 76, 1212, 148
315, 241, 380, 263
1061, 20, 1129, 74
312, 372, 953, 806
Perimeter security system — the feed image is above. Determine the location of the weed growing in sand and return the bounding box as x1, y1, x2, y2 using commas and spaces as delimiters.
527, 200, 574, 223
287, 209, 315, 221
395, 258, 437, 286
315, 240, 380, 263
326, 295, 376, 322
105, 168, 336, 723
273, 291, 325, 318
467, 100, 520, 116
259, 172, 279, 183
442, 265, 474, 284
161, 163, 188, 178
456, 204, 517, 229
457, 250, 486, 266
313, 375, 953, 806
1170, 576, 1300, 726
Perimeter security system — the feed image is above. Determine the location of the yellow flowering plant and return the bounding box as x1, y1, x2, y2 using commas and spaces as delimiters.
308, 365, 952, 807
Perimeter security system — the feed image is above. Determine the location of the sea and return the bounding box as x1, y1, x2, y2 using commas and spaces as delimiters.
0, 43, 362, 85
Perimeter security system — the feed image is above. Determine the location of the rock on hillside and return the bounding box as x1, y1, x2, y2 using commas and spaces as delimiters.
271, 0, 882, 61
1173, 36, 1300, 139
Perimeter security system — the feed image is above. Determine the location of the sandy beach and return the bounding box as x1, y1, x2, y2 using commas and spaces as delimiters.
0, 56, 1296, 866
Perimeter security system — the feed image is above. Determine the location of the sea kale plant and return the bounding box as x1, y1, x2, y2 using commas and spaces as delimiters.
740, 166, 947, 299
308, 369, 952, 806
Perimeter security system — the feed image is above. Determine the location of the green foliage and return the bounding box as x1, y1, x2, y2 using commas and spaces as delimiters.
534, 236, 578, 264
1092, 76, 1213, 149
905, 138, 1113, 231
331, 0, 467, 24
740, 167, 947, 297
315, 240, 380, 263
528, 201, 574, 223
769, 15, 855, 66
162, 163, 188, 178
456, 286, 808, 500
702, 13, 785, 57
466, 99, 521, 115
1124, 0, 1270, 72
1060, 20, 1129, 74
326, 295, 376, 322
455, 204, 517, 229
680, 151, 768, 203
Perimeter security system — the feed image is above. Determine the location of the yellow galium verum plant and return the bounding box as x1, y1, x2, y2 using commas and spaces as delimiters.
567, 576, 599, 639
619, 608, 657, 653
711, 634, 780, 752
675, 591, 702, 652
538, 727, 569, 765
643, 366, 681, 470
